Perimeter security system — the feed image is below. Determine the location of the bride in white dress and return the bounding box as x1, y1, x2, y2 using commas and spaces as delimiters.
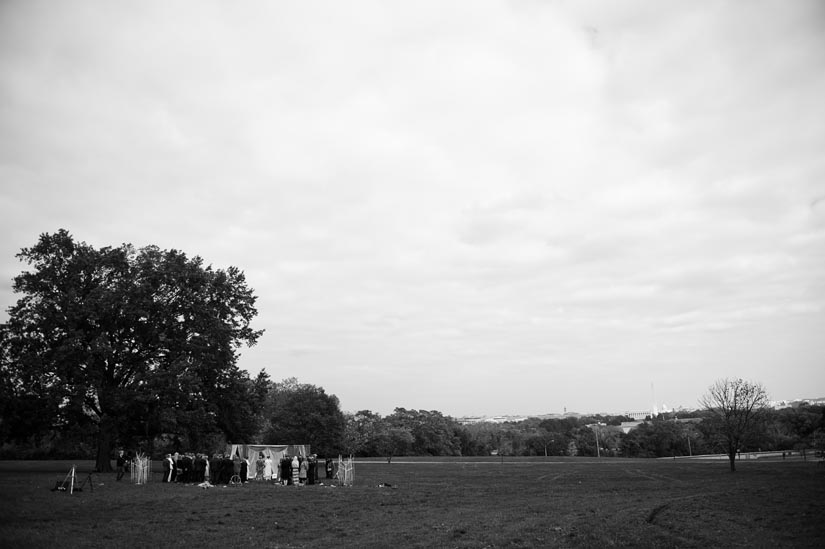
263, 455, 273, 480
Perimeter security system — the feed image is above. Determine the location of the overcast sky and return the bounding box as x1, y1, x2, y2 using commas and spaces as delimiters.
2, 1, 824, 417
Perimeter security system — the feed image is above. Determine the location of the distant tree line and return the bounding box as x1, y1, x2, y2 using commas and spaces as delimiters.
1, 232, 823, 469
4, 367, 822, 464
339, 403, 824, 461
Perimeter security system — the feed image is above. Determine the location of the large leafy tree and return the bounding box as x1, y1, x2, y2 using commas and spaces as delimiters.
342, 410, 386, 456
342, 410, 415, 461
386, 408, 462, 456
700, 378, 769, 472
264, 378, 346, 456
0, 230, 263, 470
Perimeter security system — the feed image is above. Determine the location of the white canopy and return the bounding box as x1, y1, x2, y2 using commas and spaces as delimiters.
225, 444, 310, 480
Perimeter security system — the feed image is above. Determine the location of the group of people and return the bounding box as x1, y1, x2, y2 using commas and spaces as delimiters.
162, 452, 212, 483
158, 451, 336, 485
246, 454, 317, 485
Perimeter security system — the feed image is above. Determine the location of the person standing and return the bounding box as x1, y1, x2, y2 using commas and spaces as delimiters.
255, 453, 265, 481
163, 454, 174, 483
239, 456, 248, 484
193, 453, 205, 483
161, 453, 168, 482
208, 454, 221, 484
264, 454, 273, 481
232, 455, 242, 483
199, 454, 208, 483
281, 456, 291, 485
178, 453, 192, 483
307, 455, 316, 485
171, 452, 180, 483
116, 450, 127, 481
291, 455, 299, 485
299, 456, 308, 485
221, 454, 233, 484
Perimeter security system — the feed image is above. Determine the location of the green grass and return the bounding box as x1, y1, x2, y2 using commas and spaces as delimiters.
0, 457, 823, 547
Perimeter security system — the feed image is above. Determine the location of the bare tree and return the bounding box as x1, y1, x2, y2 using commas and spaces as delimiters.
700, 378, 769, 472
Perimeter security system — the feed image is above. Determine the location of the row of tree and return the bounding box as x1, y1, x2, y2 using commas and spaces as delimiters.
4, 373, 822, 462
2, 232, 822, 473
340, 401, 824, 464
4, 357, 823, 469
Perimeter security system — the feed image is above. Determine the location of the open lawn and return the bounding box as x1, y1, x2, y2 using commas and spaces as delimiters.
0, 457, 823, 548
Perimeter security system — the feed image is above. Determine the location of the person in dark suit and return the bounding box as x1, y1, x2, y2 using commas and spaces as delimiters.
209, 454, 221, 484
193, 453, 206, 482
307, 454, 317, 485
221, 455, 234, 484
178, 453, 192, 483
116, 450, 127, 481
239, 456, 248, 483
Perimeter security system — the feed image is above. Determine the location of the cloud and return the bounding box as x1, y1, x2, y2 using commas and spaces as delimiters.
1, 0, 824, 415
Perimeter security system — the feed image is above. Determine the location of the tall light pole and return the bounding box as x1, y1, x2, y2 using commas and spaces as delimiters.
543, 438, 555, 457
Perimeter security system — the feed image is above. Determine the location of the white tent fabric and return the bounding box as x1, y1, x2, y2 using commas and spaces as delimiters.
225, 444, 310, 481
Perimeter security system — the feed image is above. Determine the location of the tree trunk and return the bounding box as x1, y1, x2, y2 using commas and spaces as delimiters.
95, 416, 116, 472
728, 449, 737, 472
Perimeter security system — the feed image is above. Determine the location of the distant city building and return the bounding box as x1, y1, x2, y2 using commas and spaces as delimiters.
455, 396, 822, 425
456, 415, 529, 425
456, 416, 485, 425
771, 397, 825, 409
618, 421, 644, 433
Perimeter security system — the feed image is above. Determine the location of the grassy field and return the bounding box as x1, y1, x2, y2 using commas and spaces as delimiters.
0, 456, 823, 548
